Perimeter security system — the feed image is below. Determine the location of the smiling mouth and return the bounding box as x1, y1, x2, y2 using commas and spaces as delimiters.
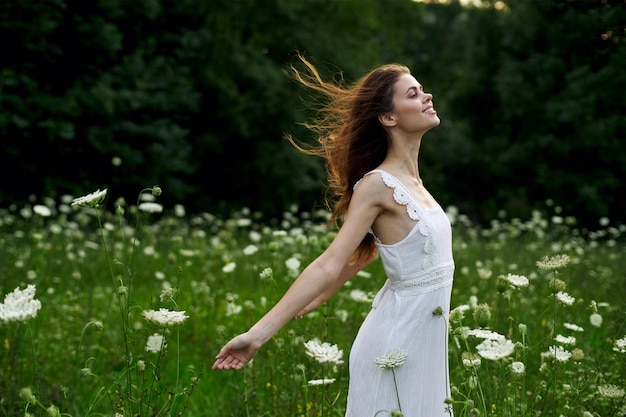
422, 106, 436, 114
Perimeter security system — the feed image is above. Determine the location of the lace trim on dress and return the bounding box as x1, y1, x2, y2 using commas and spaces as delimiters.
353, 169, 440, 270
388, 264, 454, 295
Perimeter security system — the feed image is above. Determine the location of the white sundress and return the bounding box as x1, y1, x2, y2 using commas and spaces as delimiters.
345, 169, 455, 417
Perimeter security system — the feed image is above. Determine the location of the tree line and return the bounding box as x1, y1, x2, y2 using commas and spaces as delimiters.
1, 0, 624, 228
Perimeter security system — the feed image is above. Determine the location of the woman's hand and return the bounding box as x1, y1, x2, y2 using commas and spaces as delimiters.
212, 332, 260, 370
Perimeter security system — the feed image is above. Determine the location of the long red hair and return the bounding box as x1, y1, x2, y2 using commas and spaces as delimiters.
287, 55, 410, 261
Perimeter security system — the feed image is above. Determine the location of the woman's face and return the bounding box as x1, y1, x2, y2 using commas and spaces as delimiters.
386, 73, 440, 134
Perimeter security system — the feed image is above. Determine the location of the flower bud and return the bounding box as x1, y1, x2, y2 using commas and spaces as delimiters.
473, 303, 492, 328
549, 277, 566, 292
152, 186, 162, 196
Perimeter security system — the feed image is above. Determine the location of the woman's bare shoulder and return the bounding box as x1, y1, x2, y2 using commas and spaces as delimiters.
352, 171, 393, 207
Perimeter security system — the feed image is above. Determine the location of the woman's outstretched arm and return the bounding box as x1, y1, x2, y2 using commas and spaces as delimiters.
295, 250, 377, 318
212, 180, 384, 371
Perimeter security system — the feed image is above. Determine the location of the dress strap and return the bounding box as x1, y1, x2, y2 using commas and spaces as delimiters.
354, 169, 421, 221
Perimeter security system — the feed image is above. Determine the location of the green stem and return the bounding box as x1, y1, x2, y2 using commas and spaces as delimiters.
391, 368, 402, 412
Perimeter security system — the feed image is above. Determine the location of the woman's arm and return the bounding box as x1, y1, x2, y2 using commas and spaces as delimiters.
295, 250, 377, 318
211, 174, 386, 371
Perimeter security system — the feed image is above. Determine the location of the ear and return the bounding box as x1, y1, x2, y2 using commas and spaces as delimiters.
378, 113, 396, 127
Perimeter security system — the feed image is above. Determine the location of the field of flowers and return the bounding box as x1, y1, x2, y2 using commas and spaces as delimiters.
0, 186, 624, 417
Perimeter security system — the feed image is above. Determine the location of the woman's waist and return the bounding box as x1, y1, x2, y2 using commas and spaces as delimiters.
387, 262, 454, 295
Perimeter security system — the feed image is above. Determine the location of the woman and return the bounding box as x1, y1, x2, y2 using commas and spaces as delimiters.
212, 55, 454, 417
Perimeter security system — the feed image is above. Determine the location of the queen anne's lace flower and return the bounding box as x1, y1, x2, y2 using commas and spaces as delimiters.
142, 308, 188, 327
145, 333, 166, 353
511, 361, 525, 374
536, 254, 570, 270
555, 291, 575, 306
374, 348, 408, 369
506, 274, 529, 288
476, 338, 515, 360
71, 189, 107, 208
614, 336, 626, 353
0, 285, 42, 323
466, 329, 506, 341
544, 345, 572, 362
564, 322, 584, 332
308, 378, 336, 386
597, 384, 625, 399
138, 202, 163, 213
555, 334, 576, 345
304, 339, 344, 365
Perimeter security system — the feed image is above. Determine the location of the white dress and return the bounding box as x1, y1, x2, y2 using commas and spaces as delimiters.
346, 169, 454, 417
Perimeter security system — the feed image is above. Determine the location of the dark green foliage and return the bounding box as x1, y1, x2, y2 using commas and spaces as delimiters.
1, 0, 624, 227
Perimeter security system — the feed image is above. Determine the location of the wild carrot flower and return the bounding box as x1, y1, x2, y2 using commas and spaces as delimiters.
555, 291, 575, 306
466, 329, 506, 341
473, 303, 492, 327
536, 254, 570, 270
564, 322, 584, 332
145, 333, 166, 353
285, 257, 301, 272
222, 262, 236, 273
597, 384, 625, 399
589, 313, 603, 327
33, 205, 52, 217
259, 267, 273, 281
505, 273, 529, 288
510, 361, 525, 375
544, 345, 572, 362
476, 338, 515, 360
462, 352, 481, 369
243, 244, 258, 255
71, 189, 107, 208
304, 339, 344, 365
614, 336, 626, 353
307, 378, 336, 386
142, 308, 188, 327
138, 202, 163, 213
374, 348, 408, 369
554, 334, 576, 345
0, 284, 42, 323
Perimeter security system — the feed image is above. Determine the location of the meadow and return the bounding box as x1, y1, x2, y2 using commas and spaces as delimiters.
0, 186, 624, 417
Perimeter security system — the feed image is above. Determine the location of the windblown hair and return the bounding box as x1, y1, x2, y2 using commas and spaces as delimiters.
287, 54, 410, 261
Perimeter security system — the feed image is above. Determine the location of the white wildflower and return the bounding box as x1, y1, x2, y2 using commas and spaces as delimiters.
476, 338, 515, 361
506, 274, 529, 288
544, 345, 572, 362
222, 262, 236, 273
71, 189, 107, 208
510, 361, 525, 374
349, 289, 372, 303
142, 308, 188, 326
145, 333, 166, 353
243, 245, 258, 255
597, 384, 625, 399
0, 285, 42, 323
536, 254, 570, 270
307, 378, 336, 386
33, 205, 52, 217
614, 336, 626, 353
466, 329, 506, 341
285, 257, 301, 271
304, 339, 344, 365
374, 348, 408, 369
138, 202, 163, 213
554, 334, 576, 345
259, 267, 273, 281
563, 322, 584, 332
555, 291, 575, 306
461, 352, 481, 369
590, 313, 603, 327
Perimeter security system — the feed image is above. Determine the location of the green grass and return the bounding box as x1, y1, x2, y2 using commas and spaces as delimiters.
0, 189, 624, 417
